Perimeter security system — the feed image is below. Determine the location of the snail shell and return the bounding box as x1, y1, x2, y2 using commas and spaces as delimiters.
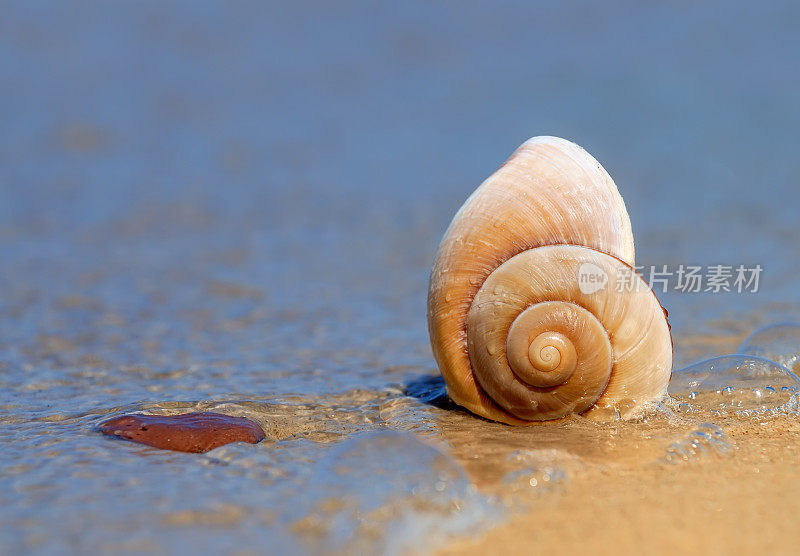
427, 136, 672, 424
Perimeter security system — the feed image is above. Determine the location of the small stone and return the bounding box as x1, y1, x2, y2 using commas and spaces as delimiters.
99, 412, 266, 453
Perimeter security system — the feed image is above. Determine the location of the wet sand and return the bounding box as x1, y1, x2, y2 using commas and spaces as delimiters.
4, 315, 800, 553
437, 412, 800, 554
431, 333, 800, 554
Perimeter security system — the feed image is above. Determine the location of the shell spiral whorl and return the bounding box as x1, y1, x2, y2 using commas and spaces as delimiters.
427, 136, 673, 424
509, 324, 579, 388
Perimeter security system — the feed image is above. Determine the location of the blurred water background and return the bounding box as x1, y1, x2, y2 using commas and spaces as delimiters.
2, 1, 800, 553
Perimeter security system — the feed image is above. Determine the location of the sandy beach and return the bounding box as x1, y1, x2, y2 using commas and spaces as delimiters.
442, 416, 800, 555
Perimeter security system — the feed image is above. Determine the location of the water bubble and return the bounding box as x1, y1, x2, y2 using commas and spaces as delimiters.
663, 423, 733, 464
501, 449, 572, 496
737, 323, 800, 374
784, 392, 800, 412
669, 355, 800, 413
623, 398, 675, 423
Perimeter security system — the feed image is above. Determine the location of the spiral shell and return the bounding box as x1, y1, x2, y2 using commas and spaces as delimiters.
427, 136, 672, 424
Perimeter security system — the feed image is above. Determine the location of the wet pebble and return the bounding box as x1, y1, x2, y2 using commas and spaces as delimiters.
99, 412, 266, 453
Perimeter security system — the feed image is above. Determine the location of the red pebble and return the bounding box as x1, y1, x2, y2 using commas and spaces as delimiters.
99, 412, 266, 453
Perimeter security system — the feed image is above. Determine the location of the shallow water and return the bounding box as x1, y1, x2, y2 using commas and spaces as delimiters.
3, 1, 800, 554
7, 374, 800, 554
